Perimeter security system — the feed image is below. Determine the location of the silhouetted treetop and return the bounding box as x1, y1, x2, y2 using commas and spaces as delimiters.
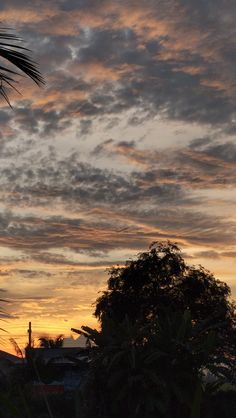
38, 334, 64, 349
95, 242, 234, 325
95, 242, 235, 363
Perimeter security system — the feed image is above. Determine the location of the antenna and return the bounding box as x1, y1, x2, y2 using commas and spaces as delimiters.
28, 321, 32, 349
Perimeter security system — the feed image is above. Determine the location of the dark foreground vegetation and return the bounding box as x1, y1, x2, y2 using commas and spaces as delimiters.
0, 242, 235, 417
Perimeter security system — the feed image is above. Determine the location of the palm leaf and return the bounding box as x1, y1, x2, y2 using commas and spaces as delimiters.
0, 27, 44, 104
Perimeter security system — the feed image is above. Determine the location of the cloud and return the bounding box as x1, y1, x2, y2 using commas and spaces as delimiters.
193, 250, 221, 259
1, 0, 236, 136
1, 0, 236, 348
0, 137, 234, 258
190, 249, 236, 261
92, 138, 236, 189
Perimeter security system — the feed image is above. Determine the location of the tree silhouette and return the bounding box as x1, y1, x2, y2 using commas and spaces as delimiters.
0, 26, 44, 105
75, 242, 236, 417
76, 312, 227, 418
95, 242, 235, 365
38, 334, 64, 349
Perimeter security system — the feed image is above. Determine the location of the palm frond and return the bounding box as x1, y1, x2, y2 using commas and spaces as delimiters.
0, 27, 44, 104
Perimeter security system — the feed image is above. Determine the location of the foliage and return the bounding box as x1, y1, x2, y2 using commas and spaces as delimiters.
95, 242, 236, 369
76, 311, 228, 418
201, 388, 236, 418
0, 385, 76, 418
73, 242, 236, 417
0, 27, 44, 105
38, 334, 64, 349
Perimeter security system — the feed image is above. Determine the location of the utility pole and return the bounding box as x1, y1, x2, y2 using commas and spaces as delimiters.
28, 321, 32, 349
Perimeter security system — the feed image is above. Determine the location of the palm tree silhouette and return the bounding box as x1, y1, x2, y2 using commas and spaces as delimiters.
38, 335, 64, 349
0, 26, 44, 105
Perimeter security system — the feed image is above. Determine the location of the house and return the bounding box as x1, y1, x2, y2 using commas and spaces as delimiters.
63, 334, 88, 348
27, 347, 89, 395
0, 350, 23, 387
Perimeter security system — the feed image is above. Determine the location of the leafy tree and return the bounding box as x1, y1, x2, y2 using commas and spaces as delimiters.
0, 27, 44, 105
95, 242, 235, 365
74, 242, 236, 417
38, 334, 64, 348
75, 312, 224, 418
202, 388, 236, 418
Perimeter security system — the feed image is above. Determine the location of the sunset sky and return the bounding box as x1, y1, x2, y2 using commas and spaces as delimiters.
0, 0, 236, 352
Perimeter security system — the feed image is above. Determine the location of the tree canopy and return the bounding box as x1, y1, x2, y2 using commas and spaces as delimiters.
38, 334, 64, 349
75, 242, 236, 418
95, 242, 235, 361
78, 313, 222, 418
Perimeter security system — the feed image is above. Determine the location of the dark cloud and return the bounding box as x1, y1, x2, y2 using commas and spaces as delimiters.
189, 137, 213, 150
202, 142, 236, 163
58, 0, 106, 11
12, 105, 71, 137
54, 7, 235, 127
0, 150, 191, 208
79, 119, 93, 135
11, 269, 52, 278
0, 137, 234, 255
191, 249, 236, 260
92, 138, 236, 189
13, 295, 52, 301
0, 0, 235, 135
193, 250, 221, 259
0, 195, 234, 255
221, 251, 236, 258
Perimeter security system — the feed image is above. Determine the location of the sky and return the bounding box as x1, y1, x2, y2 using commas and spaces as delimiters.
0, 0, 236, 352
